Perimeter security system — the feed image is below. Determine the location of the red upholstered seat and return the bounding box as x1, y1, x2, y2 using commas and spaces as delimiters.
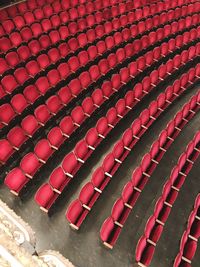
0, 104, 15, 124
66, 199, 84, 226
59, 116, 74, 137
85, 128, 99, 148
4, 168, 28, 193
76, 139, 89, 158
34, 139, 53, 163
34, 183, 55, 210
47, 127, 64, 149
0, 139, 13, 163
21, 115, 39, 136
11, 94, 28, 114
1, 75, 18, 94
23, 85, 40, 104
49, 167, 66, 190
20, 153, 41, 177
35, 105, 51, 125
100, 217, 115, 244
7, 126, 27, 149
62, 152, 78, 177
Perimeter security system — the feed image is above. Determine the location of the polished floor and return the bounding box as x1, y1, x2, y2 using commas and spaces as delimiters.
0, 81, 200, 267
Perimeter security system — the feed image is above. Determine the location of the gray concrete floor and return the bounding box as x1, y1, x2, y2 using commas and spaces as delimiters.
0, 82, 200, 267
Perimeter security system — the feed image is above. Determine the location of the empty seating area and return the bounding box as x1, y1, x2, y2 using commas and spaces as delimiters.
174, 194, 200, 267
135, 131, 200, 266
0, 0, 200, 266
65, 70, 200, 230
100, 90, 200, 248
33, 42, 200, 211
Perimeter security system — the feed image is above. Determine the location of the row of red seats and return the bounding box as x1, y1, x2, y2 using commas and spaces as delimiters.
2, 21, 199, 185
0, 0, 54, 21
2, 10, 199, 121
2, 25, 199, 197
2, 12, 198, 138
0, 0, 133, 23
2, 7, 200, 124
0, 0, 180, 93
1, 39, 188, 189
2, 13, 200, 179
0, 1, 198, 58
0, 0, 138, 37
100, 90, 200, 248
28, 44, 199, 214
2, 13, 200, 135
0, 1, 199, 265
2, 5, 198, 122
36, 58, 200, 214
174, 194, 200, 267
0, 0, 194, 25
0, 0, 191, 78
0, 0, 176, 87
65, 64, 200, 231
135, 131, 200, 267
0, 0, 171, 89
0, 0, 156, 53
1, 22, 191, 163
0, 0, 169, 119
0, 0, 136, 43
